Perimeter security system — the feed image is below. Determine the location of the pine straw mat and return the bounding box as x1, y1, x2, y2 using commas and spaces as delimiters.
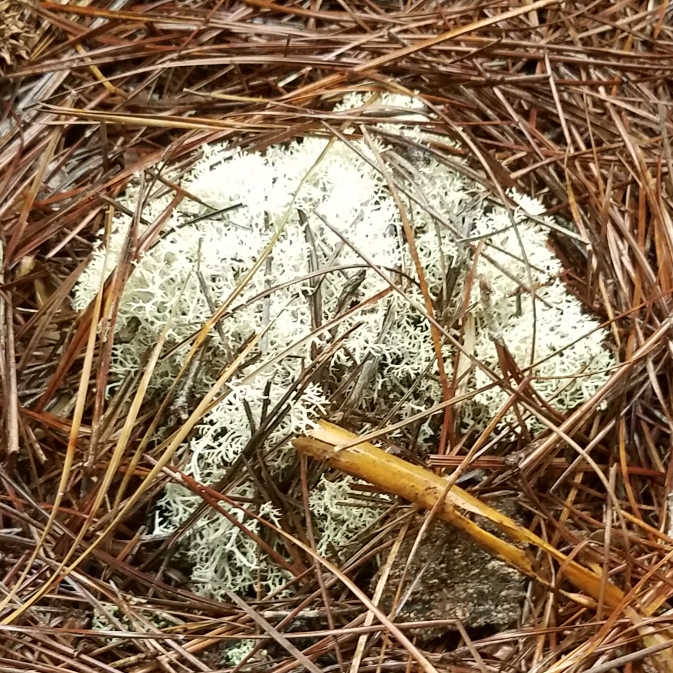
2, 1, 673, 672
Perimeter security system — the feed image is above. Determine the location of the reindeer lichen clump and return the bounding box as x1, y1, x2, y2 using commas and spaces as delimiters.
73, 94, 614, 597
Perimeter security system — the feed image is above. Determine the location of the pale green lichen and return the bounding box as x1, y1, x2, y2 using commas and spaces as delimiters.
222, 640, 258, 665
73, 93, 614, 598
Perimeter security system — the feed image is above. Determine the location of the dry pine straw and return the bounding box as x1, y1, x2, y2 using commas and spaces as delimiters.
2, 1, 673, 672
